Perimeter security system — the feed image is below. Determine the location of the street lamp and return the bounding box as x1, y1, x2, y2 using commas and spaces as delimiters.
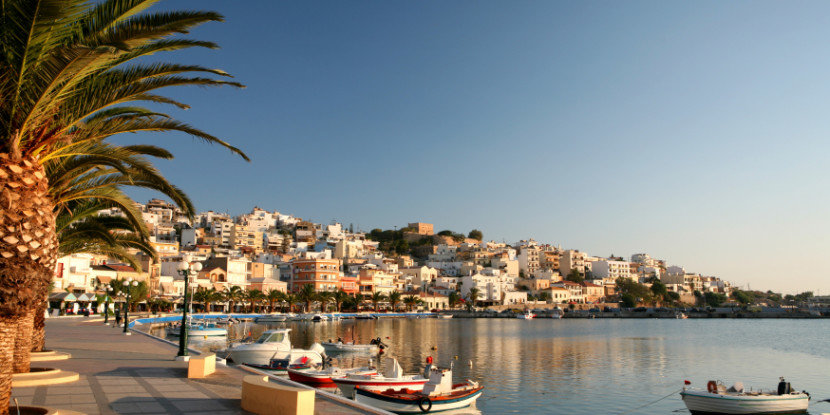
122, 278, 138, 334
102, 285, 113, 325
176, 258, 202, 359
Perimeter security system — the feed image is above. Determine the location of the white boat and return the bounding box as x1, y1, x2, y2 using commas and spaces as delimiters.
437, 314, 453, 319
321, 340, 381, 354
312, 314, 329, 322
254, 314, 288, 323
287, 365, 377, 387
551, 308, 563, 319
225, 328, 325, 366
516, 310, 535, 320
168, 320, 227, 337
354, 365, 483, 414
680, 378, 810, 414
332, 358, 428, 398
675, 312, 688, 319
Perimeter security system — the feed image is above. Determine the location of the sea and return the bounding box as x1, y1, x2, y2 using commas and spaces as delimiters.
146, 318, 830, 414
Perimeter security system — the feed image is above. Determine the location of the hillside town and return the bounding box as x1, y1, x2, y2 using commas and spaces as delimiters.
47, 200, 752, 314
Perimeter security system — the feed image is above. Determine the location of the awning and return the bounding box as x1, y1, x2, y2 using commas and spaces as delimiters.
160, 282, 175, 294
96, 276, 112, 284
49, 292, 76, 302
76, 293, 96, 302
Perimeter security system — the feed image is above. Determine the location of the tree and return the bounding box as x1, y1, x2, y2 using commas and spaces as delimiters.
370, 292, 386, 312
387, 290, 402, 312
283, 293, 298, 313
297, 284, 318, 313
448, 291, 461, 309
732, 290, 754, 305
403, 295, 422, 311
317, 291, 333, 313
538, 291, 551, 303
333, 290, 349, 312
666, 291, 681, 305
0, 3, 248, 406
246, 289, 264, 313
266, 289, 284, 313
565, 269, 584, 283
621, 293, 637, 308
224, 286, 243, 313
466, 287, 480, 311
468, 229, 483, 241
649, 281, 668, 305
704, 292, 727, 308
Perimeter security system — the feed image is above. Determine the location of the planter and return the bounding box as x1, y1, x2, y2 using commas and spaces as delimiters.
12, 367, 79, 387
30, 350, 71, 362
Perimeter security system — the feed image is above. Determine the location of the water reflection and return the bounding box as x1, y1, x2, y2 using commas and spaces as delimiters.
144, 318, 830, 414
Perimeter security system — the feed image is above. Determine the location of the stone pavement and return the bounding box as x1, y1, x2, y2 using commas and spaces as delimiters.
9, 318, 384, 414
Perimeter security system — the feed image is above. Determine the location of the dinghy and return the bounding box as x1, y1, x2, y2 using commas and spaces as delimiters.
680, 378, 809, 414
332, 357, 428, 398
354, 364, 483, 413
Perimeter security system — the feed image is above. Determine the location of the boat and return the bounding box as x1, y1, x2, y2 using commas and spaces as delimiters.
287, 365, 377, 387
355, 313, 378, 320
675, 312, 688, 319
437, 313, 453, 319
214, 316, 240, 325
254, 314, 288, 323
312, 314, 329, 322
516, 310, 535, 320
225, 328, 325, 366
168, 319, 227, 337
550, 308, 563, 319
241, 353, 319, 373
354, 364, 483, 413
321, 337, 385, 354
332, 357, 428, 398
680, 378, 810, 414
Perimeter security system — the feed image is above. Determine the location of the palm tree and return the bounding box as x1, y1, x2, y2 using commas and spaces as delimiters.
448, 291, 461, 310
370, 292, 387, 312
403, 295, 422, 312
266, 289, 284, 313
297, 284, 318, 313
247, 289, 264, 313
387, 290, 402, 312
317, 291, 333, 313
333, 289, 349, 312
0, 1, 248, 405
283, 293, 298, 313
467, 287, 481, 311
224, 286, 243, 314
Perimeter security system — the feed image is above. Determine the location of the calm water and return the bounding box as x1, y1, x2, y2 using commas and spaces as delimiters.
148, 318, 830, 414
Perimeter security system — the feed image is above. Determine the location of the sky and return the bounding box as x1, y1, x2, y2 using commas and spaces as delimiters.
123, 1, 830, 294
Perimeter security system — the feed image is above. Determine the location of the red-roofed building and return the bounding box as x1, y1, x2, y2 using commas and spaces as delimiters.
579, 281, 604, 303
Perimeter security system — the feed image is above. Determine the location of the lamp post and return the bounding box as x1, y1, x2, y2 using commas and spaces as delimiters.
122, 278, 138, 334
176, 258, 202, 359
103, 285, 113, 325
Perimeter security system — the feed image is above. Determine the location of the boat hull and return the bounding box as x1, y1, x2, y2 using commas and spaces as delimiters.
321, 342, 379, 354
354, 387, 483, 414
333, 378, 428, 399
681, 391, 809, 414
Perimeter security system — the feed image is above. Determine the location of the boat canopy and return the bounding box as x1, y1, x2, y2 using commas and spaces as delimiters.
383, 358, 404, 378
256, 330, 290, 344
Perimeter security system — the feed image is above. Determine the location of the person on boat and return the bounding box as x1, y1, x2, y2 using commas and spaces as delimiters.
337, 337, 343, 343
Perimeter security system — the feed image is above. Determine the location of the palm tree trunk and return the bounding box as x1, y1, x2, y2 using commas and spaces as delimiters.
13, 309, 35, 373
0, 156, 58, 389
31, 302, 46, 352
0, 315, 17, 415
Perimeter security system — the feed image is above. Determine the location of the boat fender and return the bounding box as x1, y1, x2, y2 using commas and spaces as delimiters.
426, 356, 433, 365
707, 381, 718, 393
418, 397, 432, 413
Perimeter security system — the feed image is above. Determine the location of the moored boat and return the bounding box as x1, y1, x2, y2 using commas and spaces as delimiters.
680, 378, 810, 414
255, 314, 288, 323
225, 328, 325, 366
312, 314, 329, 322
354, 365, 483, 414
321, 340, 380, 354
287, 365, 377, 387
437, 313, 453, 319
516, 310, 535, 320
168, 319, 227, 337
332, 358, 428, 398
242, 352, 319, 373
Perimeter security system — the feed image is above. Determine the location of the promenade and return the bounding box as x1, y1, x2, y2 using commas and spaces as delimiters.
10, 318, 385, 415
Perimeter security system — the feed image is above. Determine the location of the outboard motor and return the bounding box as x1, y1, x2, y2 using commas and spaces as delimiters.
778, 378, 792, 395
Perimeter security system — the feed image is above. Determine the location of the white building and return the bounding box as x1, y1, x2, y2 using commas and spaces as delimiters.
591, 260, 631, 281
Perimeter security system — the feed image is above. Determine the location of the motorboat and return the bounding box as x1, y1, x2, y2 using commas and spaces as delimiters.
355, 313, 378, 320
242, 352, 319, 373
437, 313, 453, 319
354, 365, 483, 413
551, 308, 564, 319
312, 314, 329, 322
516, 310, 535, 320
254, 314, 288, 323
675, 312, 688, 319
332, 357, 428, 398
214, 316, 240, 325
321, 337, 385, 354
225, 328, 325, 366
287, 365, 377, 387
168, 319, 227, 337
680, 378, 810, 414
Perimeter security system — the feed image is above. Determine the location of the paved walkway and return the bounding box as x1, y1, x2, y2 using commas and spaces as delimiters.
10, 318, 383, 414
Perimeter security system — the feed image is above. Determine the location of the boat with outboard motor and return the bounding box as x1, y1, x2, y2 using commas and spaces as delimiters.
322, 336, 386, 354
332, 357, 429, 399
354, 363, 483, 414
168, 319, 227, 337
254, 314, 289, 323
225, 328, 325, 366
516, 310, 535, 320
287, 364, 378, 387
680, 378, 810, 414
241, 352, 320, 373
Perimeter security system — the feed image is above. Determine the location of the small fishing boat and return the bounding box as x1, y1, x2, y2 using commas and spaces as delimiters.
516, 310, 535, 320
214, 316, 240, 325
321, 340, 381, 354
332, 358, 428, 398
355, 313, 378, 320
225, 328, 325, 366
168, 319, 227, 337
680, 378, 810, 414
254, 314, 288, 323
437, 313, 453, 319
675, 312, 688, 319
241, 353, 319, 373
312, 314, 329, 322
287, 365, 377, 387
354, 365, 483, 413
550, 308, 563, 319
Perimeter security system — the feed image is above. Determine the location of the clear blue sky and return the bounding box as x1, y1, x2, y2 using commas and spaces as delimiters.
126, 1, 830, 294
